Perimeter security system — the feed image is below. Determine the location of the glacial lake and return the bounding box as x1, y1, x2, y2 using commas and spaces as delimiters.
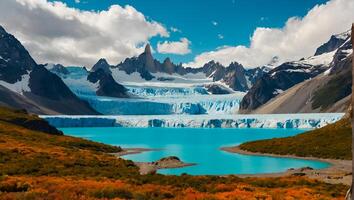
61, 127, 330, 175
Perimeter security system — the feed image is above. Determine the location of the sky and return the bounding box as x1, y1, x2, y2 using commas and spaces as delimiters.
0, 0, 353, 68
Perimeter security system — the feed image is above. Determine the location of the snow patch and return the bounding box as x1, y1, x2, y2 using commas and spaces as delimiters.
0, 55, 10, 62
0, 72, 31, 94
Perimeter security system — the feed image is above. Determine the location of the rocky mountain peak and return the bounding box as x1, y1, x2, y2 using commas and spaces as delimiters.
0, 25, 6, 34
0, 25, 37, 83
92, 58, 111, 74
162, 57, 175, 74
144, 43, 152, 56
87, 68, 128, 98
315, 30, 351, 56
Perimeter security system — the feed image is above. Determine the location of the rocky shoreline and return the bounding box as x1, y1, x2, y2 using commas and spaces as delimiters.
221, 146, 352, 185
112, 148, 195, 175
113, 146, 352, 185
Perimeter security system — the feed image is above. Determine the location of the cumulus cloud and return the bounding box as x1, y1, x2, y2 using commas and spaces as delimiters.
0, 0, 169, 67
211, 21, 218, 26
187, 0, 354, 68
157, 38, 191, 55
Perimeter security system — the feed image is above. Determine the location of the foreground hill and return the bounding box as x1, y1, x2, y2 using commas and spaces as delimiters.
239, 118, 352, 160
0, 106, 347, 199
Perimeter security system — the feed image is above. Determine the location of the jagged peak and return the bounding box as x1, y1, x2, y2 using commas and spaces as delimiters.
92, 58, 111, 74
96, 58, 109, 65
229, 61, 243, 67
333, 29, 351, 40
0, 25, 6, 34
163, 57, 172, 63
204, 60, 222, 67
144, 43, 152, 55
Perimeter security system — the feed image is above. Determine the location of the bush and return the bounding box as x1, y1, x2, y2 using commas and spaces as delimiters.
91, 187, 133, 199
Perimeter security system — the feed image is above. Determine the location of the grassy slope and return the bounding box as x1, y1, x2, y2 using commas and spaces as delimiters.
240, 118, 352, 160
0, 106, 348, 199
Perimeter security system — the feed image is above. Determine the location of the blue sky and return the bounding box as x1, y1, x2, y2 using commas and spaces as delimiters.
58, 0, 329, 63
1, 0, 352, 68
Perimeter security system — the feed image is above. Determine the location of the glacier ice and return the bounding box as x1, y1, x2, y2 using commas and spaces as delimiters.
79, 93, 243, 115
41, 113, 344, 129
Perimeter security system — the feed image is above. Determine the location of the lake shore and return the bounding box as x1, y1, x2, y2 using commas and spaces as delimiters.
221, 146, 352, 185
112, 148, 195, 175
111, 147, 161, 157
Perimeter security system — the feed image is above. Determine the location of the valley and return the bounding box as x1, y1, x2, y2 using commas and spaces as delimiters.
0, 1, 352, 198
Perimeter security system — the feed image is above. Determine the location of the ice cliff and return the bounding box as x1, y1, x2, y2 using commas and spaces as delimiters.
41, 113, 344, 129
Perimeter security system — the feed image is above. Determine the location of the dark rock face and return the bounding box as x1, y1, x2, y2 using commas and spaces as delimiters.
45, 64, 70, 75
240, 74, 277, 111
311, 55, 352, 110
201, 61, 226, 80
205, 84, 230, 95
0, 25, 98, 115
240, 62, 327, 111
91, 58, 112, 74
0, 26, 36, 83
29, 65, 79, 100
223, 62, 249, 92
200, 61, 268, 92
314, 31, 350, 56
88, 68, 128, 98
162, 57, 175, 74
245, 66, 270, 85
116, 44, 200, 79
115, 45, 156, 80
329, 39, 352, 74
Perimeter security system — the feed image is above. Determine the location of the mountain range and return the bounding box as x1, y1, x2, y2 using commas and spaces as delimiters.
0, 25, 352, 115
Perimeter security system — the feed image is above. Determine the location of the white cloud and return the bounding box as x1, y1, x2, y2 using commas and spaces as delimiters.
74, 0, 80, 3
187, 0, 354, 68
218, 34, 224, 39
0, 0, 169, 68
211, 21, 218, 26
157, 38, 191, 55
170, 27, 181, 33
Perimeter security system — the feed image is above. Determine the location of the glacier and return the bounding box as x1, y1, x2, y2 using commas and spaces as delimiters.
41, 113, 344, 129
79, 93, 244, 115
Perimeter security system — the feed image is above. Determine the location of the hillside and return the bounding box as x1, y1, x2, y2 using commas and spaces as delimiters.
240, 30, 352, 113
239, 118, 352, 160
0, 26, 98, 115
0, 106, 348, 199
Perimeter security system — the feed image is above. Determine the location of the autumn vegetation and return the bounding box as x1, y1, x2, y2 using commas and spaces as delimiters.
240, 118, 352, 160
0, 106, 349, 199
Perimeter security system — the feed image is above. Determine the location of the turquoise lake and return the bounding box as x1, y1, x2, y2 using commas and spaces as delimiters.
61, 127, 330, 175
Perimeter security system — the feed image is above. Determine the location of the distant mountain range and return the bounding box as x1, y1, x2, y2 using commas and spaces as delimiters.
0, 24, 352, 115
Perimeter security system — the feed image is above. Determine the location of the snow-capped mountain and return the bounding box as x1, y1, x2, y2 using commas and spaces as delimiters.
112, 44, 269, 92
1, 22, 350, 116
240, 30, 352, 113
0, 26, 98, 115
314, 30, 351, 56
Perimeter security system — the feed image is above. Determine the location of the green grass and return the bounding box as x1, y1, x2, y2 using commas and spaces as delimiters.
239, 118, 352, 160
